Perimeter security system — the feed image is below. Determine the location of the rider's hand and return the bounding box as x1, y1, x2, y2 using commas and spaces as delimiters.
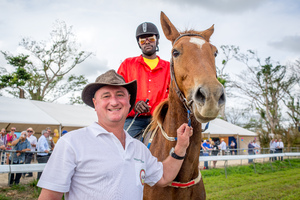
134, 100, 150, 114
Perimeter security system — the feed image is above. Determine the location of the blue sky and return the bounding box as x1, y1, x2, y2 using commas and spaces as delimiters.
0, 0, 300, 105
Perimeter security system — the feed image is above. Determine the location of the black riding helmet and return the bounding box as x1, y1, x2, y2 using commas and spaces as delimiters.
136, 22, 160, 40
136, 22, 160, 51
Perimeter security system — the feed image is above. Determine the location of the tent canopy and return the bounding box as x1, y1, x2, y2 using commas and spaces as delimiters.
203, 118, 257, 137
0, 97, 97, 133
1, 96, 257, 137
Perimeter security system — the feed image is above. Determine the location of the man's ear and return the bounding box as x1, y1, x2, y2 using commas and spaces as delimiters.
92, 98, 97, 110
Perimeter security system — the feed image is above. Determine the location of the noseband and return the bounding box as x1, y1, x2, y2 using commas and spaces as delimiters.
170, 33, 206, 126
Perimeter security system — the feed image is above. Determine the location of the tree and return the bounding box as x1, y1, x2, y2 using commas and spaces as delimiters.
231, 50, 297, 141
216, 45, 241, 120
0, 53, 32, 98
0, 20, 92, 103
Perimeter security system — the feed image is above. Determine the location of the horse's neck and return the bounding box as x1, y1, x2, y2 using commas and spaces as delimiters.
163, 86, 202, 180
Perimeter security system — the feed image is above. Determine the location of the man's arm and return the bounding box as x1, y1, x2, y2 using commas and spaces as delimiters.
155, 123, 192, 187
38, 188, 63, 200
11, 138, 20, 146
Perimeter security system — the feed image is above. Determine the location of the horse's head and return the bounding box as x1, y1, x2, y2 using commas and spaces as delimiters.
161, 12, 225, 123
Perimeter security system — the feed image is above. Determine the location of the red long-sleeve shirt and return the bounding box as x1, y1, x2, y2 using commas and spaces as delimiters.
118, 55, 170, 117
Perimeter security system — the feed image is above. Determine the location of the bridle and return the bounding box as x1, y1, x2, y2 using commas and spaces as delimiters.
170, 33, 207, 127
141, 33, 210, 188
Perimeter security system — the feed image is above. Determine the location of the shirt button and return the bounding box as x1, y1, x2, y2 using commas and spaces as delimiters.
149, 79, 151, 82
148, 90, 151, 93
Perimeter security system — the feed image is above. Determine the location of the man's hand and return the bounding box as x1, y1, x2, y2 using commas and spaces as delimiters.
174, 123, 193, 157
134, 100, 150, 114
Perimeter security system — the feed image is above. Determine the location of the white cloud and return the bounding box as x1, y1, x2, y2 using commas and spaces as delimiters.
0, 0, 300, 107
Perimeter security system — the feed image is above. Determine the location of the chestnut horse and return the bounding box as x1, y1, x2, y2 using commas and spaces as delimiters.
143, 12, 225, 200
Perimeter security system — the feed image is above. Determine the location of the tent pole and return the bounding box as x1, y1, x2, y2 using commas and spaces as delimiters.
237, 135, 239, 155
59, 125, 62, 138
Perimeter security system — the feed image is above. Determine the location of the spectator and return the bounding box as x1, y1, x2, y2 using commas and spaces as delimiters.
274, 139, 279, 154
117, 22, 170, 138
253, 140, 261, 154
229, 140, 236, 155
53, 129, 59, 144
211, 141, 219, 168
24, 127, 37, 177
269, 138, 277, 161
37, 69, 192, 199
277, 139, 284, 161
0, 139, 5, 150
6, 127, 17, 150
61, 130, 68, 136
248, 140, 255, 163
202, 139, 211, 169
220, 138, 227, 155
0, 128, 7, 165
6, 127, 17, 164
1, 128, 7, 146
9, 131, 31, 185
45, 127, 55, 151
37, 130, 51, 180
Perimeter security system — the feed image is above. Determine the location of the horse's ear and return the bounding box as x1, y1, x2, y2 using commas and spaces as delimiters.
201, 25, 214, 41
160, 11, 180, 43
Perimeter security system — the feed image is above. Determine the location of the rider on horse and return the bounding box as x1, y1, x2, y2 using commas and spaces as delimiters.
117, 22, 170, 138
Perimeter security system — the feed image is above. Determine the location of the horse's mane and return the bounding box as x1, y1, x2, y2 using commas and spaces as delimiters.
149, 99, 169, 132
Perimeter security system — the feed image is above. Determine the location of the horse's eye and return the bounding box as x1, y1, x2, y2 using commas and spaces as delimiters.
172, 50, 180, 58
214, 50, 218, 57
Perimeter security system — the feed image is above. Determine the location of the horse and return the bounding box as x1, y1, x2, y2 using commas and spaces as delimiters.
143, 12, 226, 200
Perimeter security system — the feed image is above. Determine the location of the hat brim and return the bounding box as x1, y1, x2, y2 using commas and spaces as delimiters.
81, 80, 137, 113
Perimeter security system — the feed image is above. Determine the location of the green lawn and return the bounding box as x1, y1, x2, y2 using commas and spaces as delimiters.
0, 159, 299, 200
202, 159, 300, 200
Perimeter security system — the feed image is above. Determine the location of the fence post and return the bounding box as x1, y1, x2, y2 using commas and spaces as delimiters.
224, 160, 228, 178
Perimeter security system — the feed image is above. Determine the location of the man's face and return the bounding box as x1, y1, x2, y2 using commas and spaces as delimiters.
44, 132, 50, 138
20, 132, 27, 141
1, 129, 6, 135
139, 34, 157, 56
93, 85, 131, 127
27, 129, 33, 136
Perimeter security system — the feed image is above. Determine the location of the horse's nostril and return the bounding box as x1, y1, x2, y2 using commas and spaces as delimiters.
195, 88, 206, 105
218, 92, 226, 105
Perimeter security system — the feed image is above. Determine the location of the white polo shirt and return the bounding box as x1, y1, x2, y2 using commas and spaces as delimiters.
37, 122, 163, 200
27, 135, 37, 152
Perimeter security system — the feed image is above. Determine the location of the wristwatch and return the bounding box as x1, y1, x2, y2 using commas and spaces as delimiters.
169, 147, 185, 160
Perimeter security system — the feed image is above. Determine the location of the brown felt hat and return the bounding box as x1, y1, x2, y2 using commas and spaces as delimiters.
81, 70, 137, 112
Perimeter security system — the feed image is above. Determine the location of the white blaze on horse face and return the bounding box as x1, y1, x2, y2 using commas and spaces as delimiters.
190, 37, 205, 49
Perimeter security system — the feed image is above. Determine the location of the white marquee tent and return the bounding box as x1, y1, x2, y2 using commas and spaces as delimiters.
203, 118, 258, 149
0, 96, 97, 134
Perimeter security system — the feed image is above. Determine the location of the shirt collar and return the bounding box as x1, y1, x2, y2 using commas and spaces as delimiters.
89, 122, 134, 146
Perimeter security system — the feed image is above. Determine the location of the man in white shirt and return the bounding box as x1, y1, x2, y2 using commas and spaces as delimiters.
24, 127, 37, 177
37, 130, 50, 179
277, 139, 284, 161
220, 138, 227, 155
269, 138, 277, 161
37, 70, 193, 200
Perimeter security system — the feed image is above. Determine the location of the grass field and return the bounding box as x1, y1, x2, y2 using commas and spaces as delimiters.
202, 159, 300, 200
1, 159, 299, 200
